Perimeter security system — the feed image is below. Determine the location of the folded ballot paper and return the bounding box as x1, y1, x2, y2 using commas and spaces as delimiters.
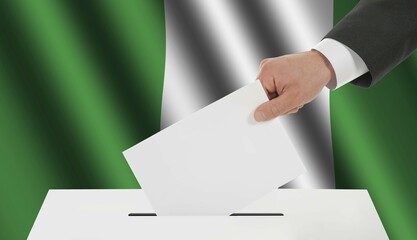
123, 80, 305, 216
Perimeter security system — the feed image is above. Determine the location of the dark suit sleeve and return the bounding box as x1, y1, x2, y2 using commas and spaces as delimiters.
325, 0, 417, 87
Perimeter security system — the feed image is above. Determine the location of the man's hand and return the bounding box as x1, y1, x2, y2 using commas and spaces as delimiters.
254, 50, 335, 121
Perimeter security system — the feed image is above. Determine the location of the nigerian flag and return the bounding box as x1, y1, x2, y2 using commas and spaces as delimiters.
0, 0, 416, 239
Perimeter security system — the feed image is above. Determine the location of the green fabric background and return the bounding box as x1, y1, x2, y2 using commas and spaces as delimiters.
0, 1, 415, 239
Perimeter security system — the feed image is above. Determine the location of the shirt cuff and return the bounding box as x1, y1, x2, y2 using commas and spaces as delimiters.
313, 38, 369, 90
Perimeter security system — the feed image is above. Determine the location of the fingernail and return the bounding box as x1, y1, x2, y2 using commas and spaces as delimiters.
254, 111, 266, 122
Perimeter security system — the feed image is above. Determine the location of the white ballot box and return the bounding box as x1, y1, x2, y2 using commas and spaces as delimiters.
28, 189, 388, 239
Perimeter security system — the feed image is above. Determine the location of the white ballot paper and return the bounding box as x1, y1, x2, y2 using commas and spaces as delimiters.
123, 81, 305, 216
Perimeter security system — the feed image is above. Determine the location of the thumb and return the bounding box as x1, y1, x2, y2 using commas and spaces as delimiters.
254, 92, 297, 121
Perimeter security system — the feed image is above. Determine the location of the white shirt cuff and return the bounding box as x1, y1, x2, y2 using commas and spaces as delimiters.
313, 38, 369, 90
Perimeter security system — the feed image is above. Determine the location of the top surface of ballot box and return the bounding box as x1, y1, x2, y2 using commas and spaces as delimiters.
28, 189, 388, 240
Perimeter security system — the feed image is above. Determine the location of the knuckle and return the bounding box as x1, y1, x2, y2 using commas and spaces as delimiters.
262, 59, 274, 70
259, 59, 268, 68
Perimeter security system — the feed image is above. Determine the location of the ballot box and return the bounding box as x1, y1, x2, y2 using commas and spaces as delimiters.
28, 189, 388, 239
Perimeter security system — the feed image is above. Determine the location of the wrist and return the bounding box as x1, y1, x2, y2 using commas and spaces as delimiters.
311, 49, 336, 89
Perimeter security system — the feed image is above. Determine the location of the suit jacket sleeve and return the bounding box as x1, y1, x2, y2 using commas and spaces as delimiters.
325, 0, 417, 87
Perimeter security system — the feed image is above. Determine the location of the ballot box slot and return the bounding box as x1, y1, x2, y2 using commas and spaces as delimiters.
128, 213, 284, 217
128, 213, 157, 216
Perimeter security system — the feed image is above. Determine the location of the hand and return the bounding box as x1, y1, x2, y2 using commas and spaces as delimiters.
254, 50, 335, 121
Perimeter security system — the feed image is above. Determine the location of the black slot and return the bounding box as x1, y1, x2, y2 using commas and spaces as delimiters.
128, 213, 157, 216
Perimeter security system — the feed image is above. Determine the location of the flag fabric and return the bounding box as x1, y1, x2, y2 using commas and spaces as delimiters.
0, 1, 416, 239
162, 0, 334, 189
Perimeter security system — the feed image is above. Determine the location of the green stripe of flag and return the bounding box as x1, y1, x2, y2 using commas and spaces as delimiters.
331, 1, 417, 239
